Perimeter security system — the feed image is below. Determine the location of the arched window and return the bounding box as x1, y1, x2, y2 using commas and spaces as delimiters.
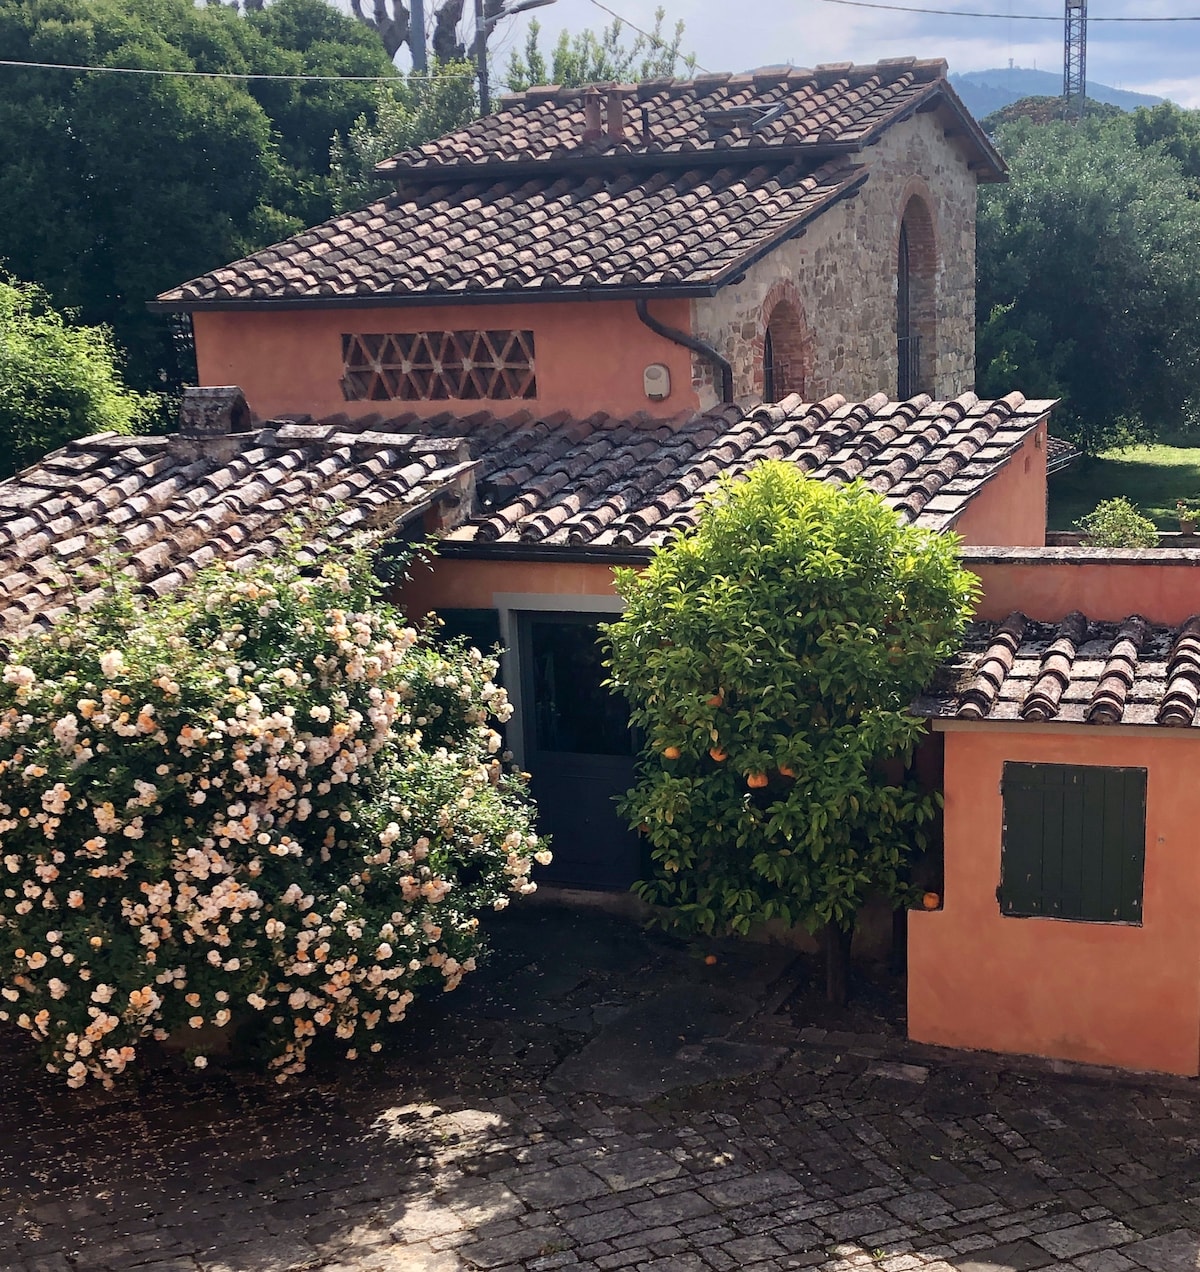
897, 197, 936, 398
762, 300, 809, 401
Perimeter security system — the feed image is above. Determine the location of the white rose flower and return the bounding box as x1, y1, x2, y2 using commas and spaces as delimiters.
99, 650, 125, 678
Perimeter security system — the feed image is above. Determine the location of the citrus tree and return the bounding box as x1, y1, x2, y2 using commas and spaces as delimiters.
604, 462, 978, 1002
0, 537, 546, 1087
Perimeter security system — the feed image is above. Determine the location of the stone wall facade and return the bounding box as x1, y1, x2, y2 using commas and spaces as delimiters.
689, 110, 978, 409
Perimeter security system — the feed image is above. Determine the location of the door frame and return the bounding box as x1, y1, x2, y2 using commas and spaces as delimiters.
493, 592, 625, 770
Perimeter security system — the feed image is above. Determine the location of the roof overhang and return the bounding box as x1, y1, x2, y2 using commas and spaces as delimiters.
925, 717, 1200, 737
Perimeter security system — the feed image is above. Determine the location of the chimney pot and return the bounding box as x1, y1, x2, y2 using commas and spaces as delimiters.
606, 89, 626, 141
582, 89, 603, 141
173, 386, 253, 462
179, 386, 251, 438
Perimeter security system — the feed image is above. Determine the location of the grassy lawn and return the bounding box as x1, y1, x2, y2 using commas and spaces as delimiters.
1048, 444, 1200, 530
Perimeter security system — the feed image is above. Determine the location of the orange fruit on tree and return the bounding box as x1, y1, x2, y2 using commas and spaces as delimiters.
707, 692, 724, 707
921, 891, 941, 910
778, 764, 796, 778
704, 954, 718, 966
708, 747, 727, 762
746, 772, 769, 789
663, 745, 681, 760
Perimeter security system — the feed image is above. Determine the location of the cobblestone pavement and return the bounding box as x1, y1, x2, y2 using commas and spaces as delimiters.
2, 907, 1200, 1272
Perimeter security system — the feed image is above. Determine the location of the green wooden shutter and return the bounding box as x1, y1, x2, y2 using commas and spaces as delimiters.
1000, 763, 1146, 924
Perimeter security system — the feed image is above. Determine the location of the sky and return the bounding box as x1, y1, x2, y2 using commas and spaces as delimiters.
462, 0, 1200, 107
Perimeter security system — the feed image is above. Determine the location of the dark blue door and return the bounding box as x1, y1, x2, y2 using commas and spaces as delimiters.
518, 612, 644, 891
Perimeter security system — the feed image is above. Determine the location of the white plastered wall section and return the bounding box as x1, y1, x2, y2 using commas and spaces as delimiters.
688, 110, 979, 408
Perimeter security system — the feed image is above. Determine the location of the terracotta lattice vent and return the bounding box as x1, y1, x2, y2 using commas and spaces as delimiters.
341, 330, 537, 402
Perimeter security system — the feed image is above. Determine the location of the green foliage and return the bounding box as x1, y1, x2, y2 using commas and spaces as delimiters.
330, 61, 478, 210
0, 277, 156, 478
0, 534, 545, 1087
977, 112, 1200, 453
504, 8, 694, 93
1074, 496, 1159, 548
980, 94, 1123, 131
603, 463, 978, 939
0, 0, 396, 391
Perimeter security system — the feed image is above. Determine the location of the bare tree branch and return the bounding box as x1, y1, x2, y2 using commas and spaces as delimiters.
432, 0, 467, 61
350, 0, 411, 60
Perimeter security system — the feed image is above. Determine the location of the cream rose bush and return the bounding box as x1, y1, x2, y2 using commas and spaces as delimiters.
0, 541, 546, 1087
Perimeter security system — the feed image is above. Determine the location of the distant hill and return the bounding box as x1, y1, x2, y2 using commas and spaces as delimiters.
950, 68, 1162, 121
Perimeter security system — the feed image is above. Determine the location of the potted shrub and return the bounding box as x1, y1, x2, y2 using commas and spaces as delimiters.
1074, 497, 1159, 548
1178, 499, 1197, 535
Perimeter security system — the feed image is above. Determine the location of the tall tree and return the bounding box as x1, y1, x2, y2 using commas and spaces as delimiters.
0, 0, 396, 393
505, 7, 694, 92
977, 113, 1200, 452
0, 277, 156, 478
330, 61, 478, 210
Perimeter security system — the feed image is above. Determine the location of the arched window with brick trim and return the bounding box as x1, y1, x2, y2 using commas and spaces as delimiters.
761, 299, 809, 402
897, 196, 936, 398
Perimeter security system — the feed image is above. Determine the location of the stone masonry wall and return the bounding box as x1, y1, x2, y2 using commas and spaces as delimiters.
689, 110, 978, 408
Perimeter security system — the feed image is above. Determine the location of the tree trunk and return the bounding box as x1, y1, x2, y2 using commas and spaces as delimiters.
824, 919, 854, 1006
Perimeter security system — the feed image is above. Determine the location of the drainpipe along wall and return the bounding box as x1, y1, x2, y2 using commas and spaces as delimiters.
635, 298, 735, 405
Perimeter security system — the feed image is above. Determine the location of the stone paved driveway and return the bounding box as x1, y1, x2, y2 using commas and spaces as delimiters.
2, 906, 1200, 1272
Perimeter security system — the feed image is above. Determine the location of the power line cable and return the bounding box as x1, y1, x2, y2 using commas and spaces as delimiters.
812, 0, 1200, 19
0, 57, 477, 80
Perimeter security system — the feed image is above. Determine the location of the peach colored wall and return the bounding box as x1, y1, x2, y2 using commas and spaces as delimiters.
397, 557, 621, 616
193, 300, 698, 422
952, 426, 1047, 547
909, 724, 1200, 1076
966, 554, 1200, 624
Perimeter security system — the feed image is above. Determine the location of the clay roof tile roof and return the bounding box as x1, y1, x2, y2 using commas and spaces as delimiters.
0, 425, 477, 638
157, 59, 1003, 310
915, 611, 1200, 728
157, 157, 868, 307
0, 391, 1051, 636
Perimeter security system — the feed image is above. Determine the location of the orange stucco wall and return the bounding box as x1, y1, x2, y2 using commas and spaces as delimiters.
193, 300, 698, 422
909, 724, 1200, 1076
398, 557, 620, 616
952, 426, 1047, 547
966, 554, 1200, 624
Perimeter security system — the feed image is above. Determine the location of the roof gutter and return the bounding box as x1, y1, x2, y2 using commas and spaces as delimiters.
148, 282, 720, 315
436, 539, 652, 565
635, 298, 734, 406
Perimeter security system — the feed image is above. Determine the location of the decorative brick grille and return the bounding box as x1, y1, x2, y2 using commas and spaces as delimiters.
341, 330, 537, 402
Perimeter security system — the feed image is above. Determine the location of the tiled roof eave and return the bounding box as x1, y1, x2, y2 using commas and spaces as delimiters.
372, 137, 864, 181
149, 278, 725, 313
933, 406, 1056, 531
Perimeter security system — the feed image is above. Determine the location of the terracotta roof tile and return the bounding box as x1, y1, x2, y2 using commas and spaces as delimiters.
294, 391, 1051, 549
375, 60, 995, 177
158, 158, 866, 306
1, 391, 1050, 636
0, 427, 477, 638
915, 612, 1200, 728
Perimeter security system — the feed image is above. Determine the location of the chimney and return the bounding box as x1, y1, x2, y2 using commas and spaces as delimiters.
582, 89, 603, 141
606, 89, 626, 141
173, 386, 253, 461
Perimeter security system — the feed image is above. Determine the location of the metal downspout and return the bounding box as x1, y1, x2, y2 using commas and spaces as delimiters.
635, 298, 735, 405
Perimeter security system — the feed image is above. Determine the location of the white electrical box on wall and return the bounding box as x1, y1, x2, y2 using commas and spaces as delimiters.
643, 363, 671, 400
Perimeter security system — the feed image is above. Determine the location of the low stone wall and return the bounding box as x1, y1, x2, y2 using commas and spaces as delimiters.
1045, 531, 1200, 547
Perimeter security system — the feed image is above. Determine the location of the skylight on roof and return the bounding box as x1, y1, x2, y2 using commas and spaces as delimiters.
703, 102, 786, 133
